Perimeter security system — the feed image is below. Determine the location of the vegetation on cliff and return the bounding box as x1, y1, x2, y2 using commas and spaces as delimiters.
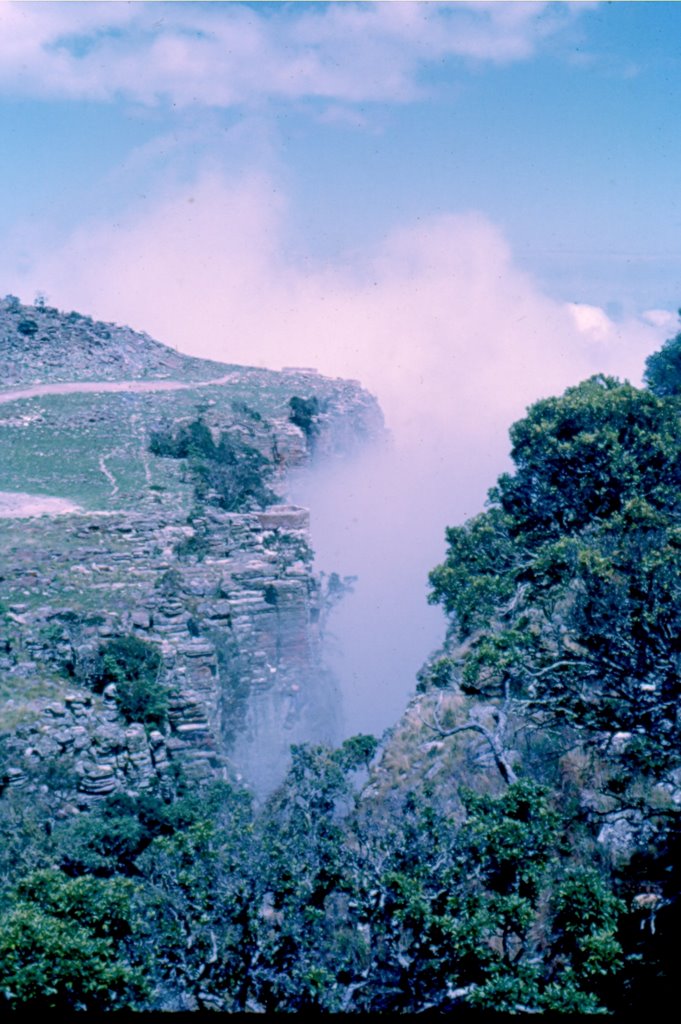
429, 374, 681, 781
149, 416, 279, 513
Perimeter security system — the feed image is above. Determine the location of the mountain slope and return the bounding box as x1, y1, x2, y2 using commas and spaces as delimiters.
0, 295, 231, 388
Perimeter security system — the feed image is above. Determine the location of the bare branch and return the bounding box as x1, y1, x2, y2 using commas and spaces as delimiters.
419, 699, 518, 785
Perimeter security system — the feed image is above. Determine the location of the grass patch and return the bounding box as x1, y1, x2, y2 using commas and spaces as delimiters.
0, 370, 351, 510
0, 675, 67, 731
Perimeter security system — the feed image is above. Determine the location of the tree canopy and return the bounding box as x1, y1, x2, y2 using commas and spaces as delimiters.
644, 322, 681, 397
429, 374, 681, 776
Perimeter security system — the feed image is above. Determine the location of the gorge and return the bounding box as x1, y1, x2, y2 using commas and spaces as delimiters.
1, 296, 680, 1014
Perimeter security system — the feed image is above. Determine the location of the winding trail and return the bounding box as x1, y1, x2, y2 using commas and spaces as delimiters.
0, 374, 237, 405
0, 374, 238, 518
98, 453, 119, 497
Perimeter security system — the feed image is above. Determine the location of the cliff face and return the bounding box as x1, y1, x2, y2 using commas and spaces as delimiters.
1, 504, 339, 801
0, 301, 385, 801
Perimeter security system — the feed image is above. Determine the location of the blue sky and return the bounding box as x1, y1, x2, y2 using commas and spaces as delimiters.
1, 2, 680, 309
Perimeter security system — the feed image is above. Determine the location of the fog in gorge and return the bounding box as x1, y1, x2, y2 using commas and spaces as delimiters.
288, 433, 508, 739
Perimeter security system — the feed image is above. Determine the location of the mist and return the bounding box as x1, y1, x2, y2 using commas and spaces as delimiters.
287, 433, 500, 738
1, 171, 673, 739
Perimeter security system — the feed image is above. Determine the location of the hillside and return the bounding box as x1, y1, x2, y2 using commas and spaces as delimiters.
0, 295, 231, 387
0, 302, 385, 798
0, 299, 383, 514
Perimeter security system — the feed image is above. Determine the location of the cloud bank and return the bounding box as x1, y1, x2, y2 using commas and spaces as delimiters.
0, 1, 593, 108
3, 171, 665, 451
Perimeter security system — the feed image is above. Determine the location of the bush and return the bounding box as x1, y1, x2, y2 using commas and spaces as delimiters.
289, 395, 321, 442
0, 903, 142, 1011
17, 318, 38, 337
150, 417, 278, 512
95, 636, 168, 726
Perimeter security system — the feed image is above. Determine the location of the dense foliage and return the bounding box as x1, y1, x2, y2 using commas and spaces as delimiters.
429, 374, 681, 782
0, 745, 627, 1013
150, 416, 278, 512
644, 322, 681, 397
93, 635, 169, 726
427, 362, 681, 1011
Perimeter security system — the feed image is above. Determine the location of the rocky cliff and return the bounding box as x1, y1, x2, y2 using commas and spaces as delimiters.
0, 299, 385, 802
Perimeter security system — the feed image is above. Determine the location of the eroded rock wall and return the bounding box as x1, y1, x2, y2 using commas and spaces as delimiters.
1, 502, 340, 802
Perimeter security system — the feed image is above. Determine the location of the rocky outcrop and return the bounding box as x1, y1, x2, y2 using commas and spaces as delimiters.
5, 690, 171, 801
0, 295, 230, 387
368, 641, 681, 871
1, 502, 345, 801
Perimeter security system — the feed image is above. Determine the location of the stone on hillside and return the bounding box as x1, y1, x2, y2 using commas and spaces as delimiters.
3, 766, 28, 788
43, 703, 67, 718
256, 505, 309, 531
77, 762, 117, 796
131, 609, 152, 629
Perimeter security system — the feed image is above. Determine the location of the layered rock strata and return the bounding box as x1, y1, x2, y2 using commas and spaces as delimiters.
1, 502, 340, 802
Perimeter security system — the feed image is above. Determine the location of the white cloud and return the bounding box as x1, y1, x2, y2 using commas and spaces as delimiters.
0, 1, 594, 108
567, 301, 614, 342
642, 308, 677, 330
2, 170, 665, 457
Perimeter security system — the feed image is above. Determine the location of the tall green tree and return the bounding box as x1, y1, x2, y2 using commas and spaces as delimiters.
429, 375, 681, 781
644, 320, 681, 397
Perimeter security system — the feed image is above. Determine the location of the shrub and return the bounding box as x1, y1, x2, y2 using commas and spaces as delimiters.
17, 318, 38, 337
150, 417, 278, 512
95, 636, 168, 726
289, 395, 321, 442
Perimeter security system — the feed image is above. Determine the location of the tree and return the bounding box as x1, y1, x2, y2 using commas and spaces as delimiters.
347, 780, 623, 1013
644, 321, 681, 397
427, 367, 681, 1009
94, 635, 168, 726
134, 782, 259, 1011
251, 741, 367, 1012
0, 869, 145, 1011
493, 375, 680, 544
429, 375, 681, 782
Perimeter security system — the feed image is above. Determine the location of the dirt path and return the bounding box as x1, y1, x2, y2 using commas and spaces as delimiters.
0, 374, 236, 405
0, 492, 82, 518
98, 453, 119, 497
